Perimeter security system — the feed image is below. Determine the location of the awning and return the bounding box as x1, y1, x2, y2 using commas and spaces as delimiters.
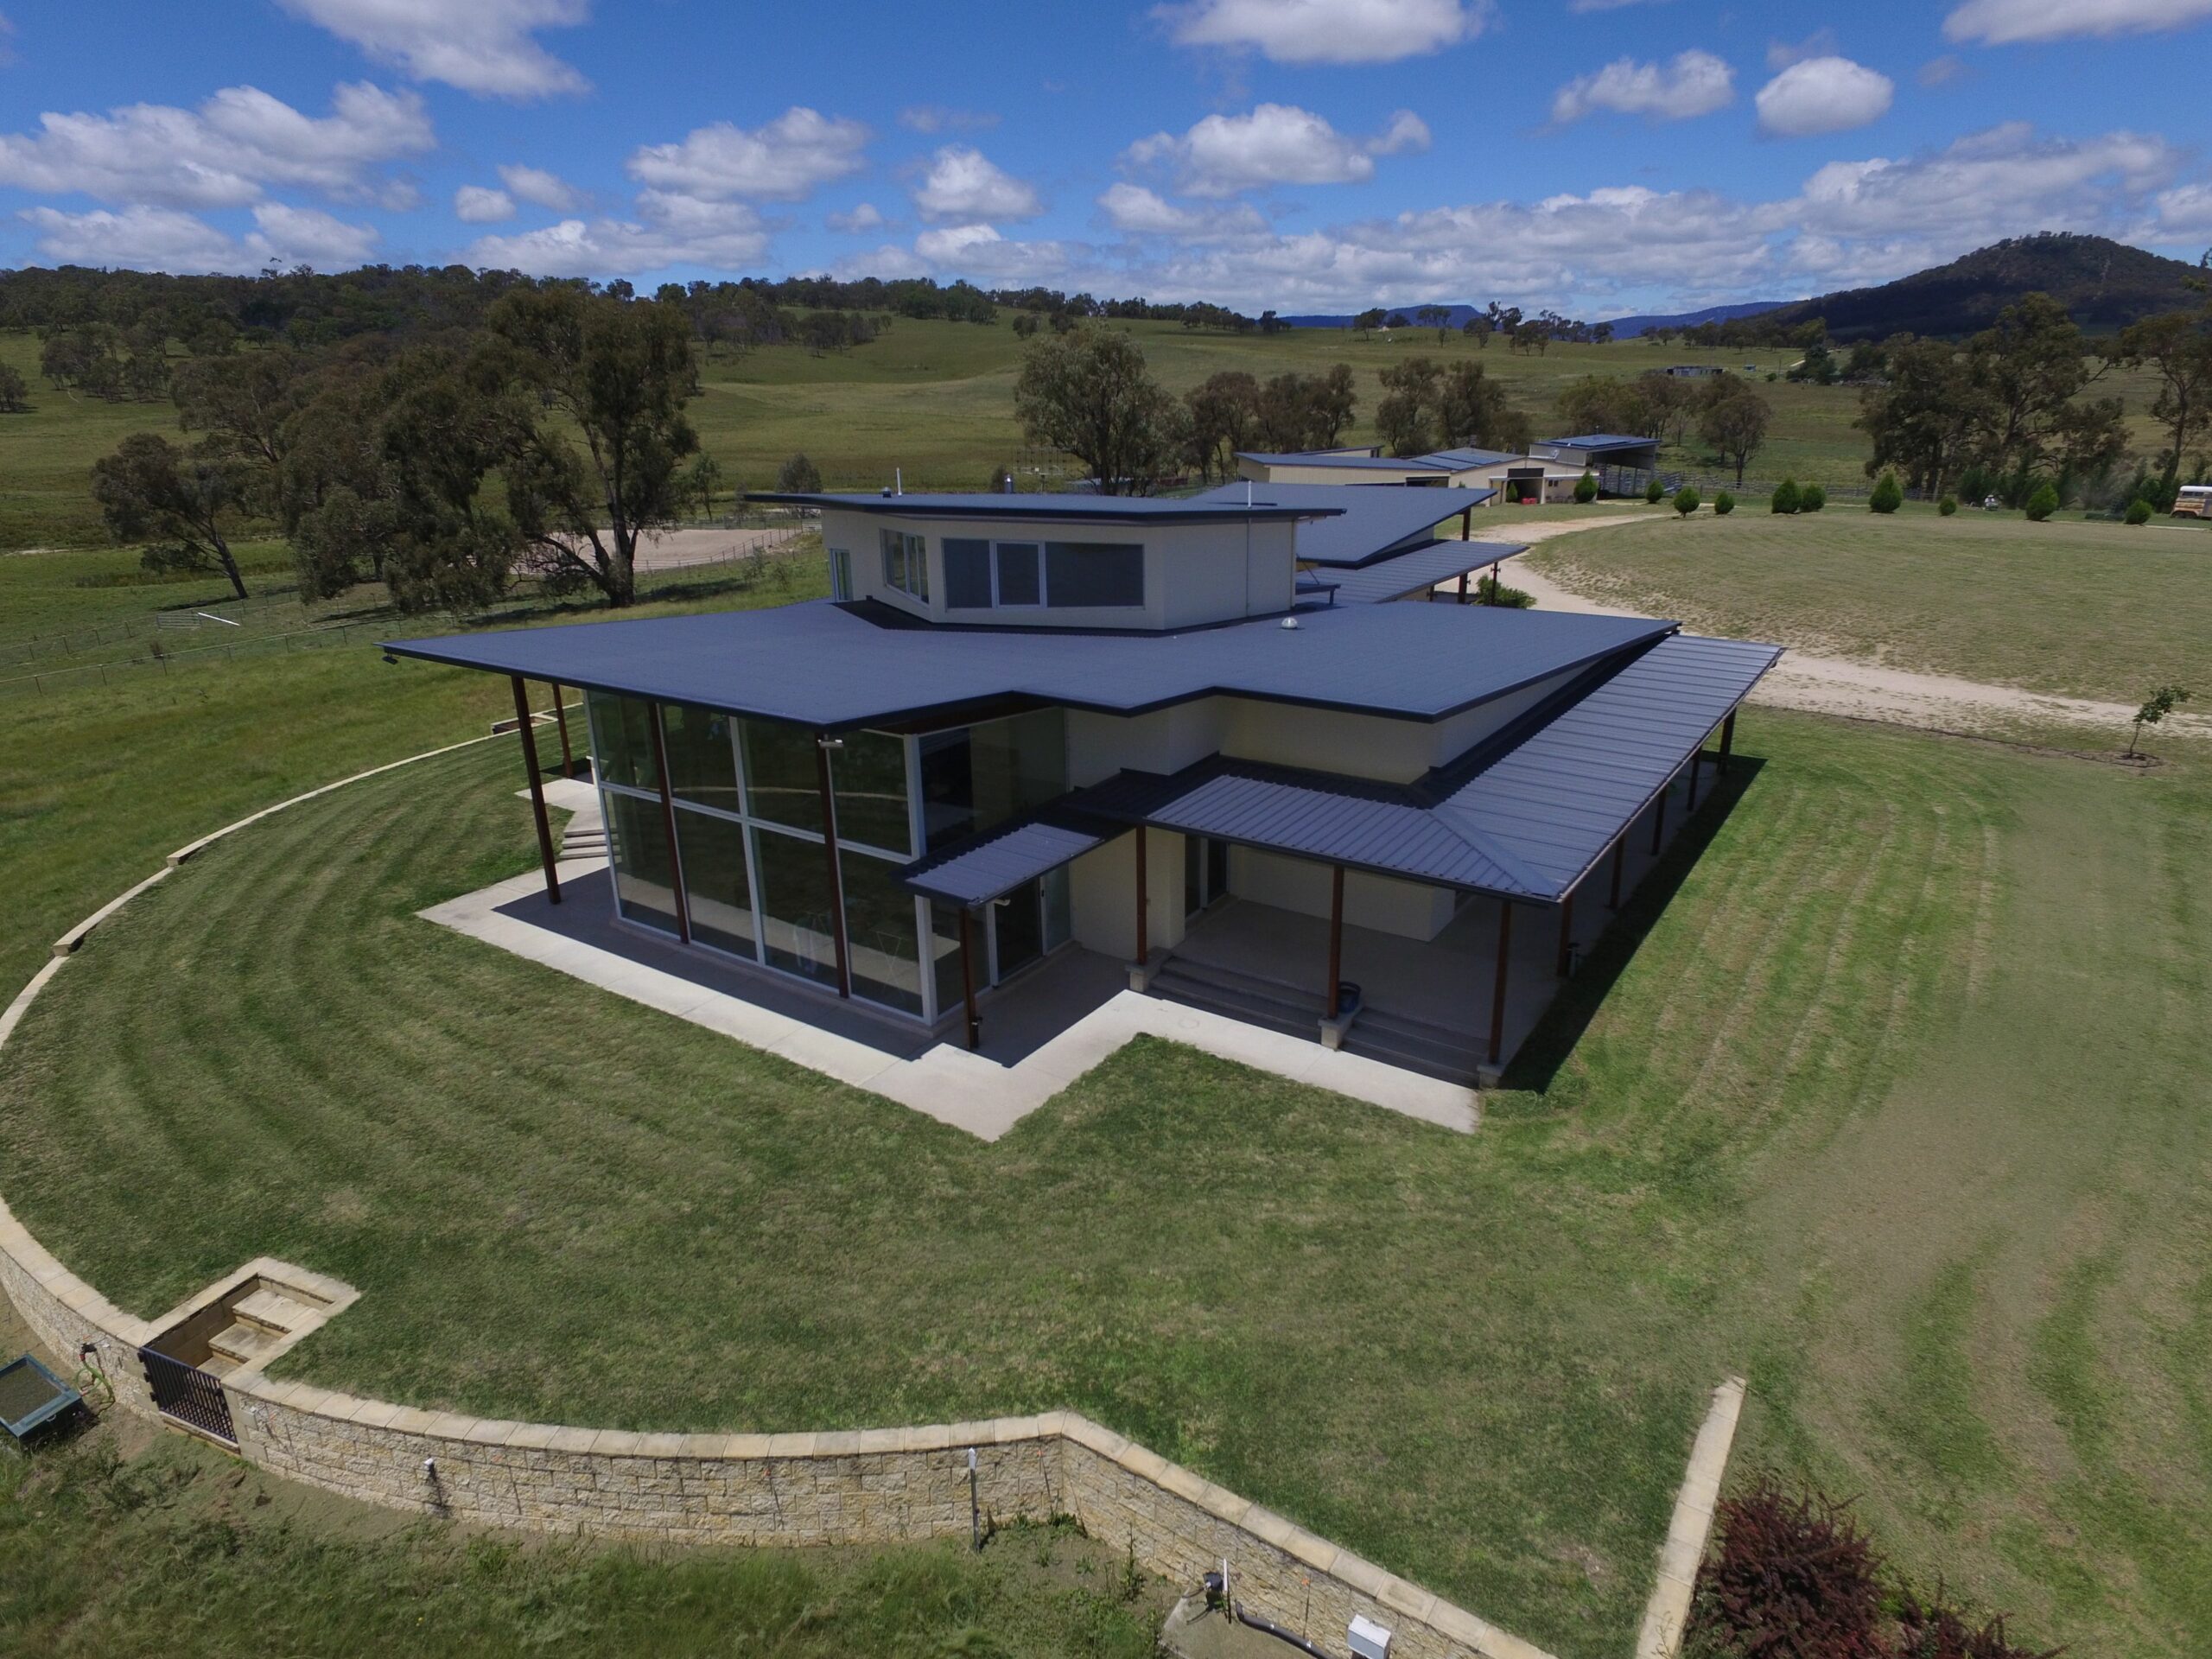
899, 810, 1124, 906
1323, 540, 1528, 605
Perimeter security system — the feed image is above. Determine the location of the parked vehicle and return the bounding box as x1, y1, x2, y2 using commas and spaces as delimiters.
2172, 484, 2212, 518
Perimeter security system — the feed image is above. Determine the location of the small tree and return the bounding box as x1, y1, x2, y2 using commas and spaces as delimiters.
1014, 324, 1184, 495
1673, 485, 1700, 517
1573, 470, 1597, 503
0, 363, 29, 412
777, 453, 823, 493
1938, 494, 1958, 516
2125, 497, 2153, 524
685, 454, 724, 519
1869, 471, 1904, 513
1713, 489, 1735, 516
1799, 482, 1826, 512
90, 432, 251, 599
2024, 480, 2060, 521
1644, 477, 1664, 504
1771, 478, 1802, 514
2127, 684, 2190, 757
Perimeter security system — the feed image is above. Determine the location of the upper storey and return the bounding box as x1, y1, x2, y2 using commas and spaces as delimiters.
748, 493, 1330, 632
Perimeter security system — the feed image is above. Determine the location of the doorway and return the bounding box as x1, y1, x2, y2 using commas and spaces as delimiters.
1184, 835, 1231, 919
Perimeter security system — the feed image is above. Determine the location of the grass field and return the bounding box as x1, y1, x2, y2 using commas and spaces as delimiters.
1524, 504, 2212, 704
10, 320, 2178, 551
3, 692, 2208, 1657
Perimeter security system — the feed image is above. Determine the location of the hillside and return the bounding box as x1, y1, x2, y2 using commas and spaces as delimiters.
1763, 232, 2205, 340
1281, 300, 1791, 334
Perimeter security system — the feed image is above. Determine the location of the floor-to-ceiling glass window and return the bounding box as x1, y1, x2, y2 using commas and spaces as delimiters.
753, 824, 842, 988
838, 849, 924, 1014
603, 790, 682, 935
918, 709, 1067, 851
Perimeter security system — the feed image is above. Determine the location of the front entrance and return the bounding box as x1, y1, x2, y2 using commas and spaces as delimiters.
988, 867, 1071, 983
1184, 836, 1230, 918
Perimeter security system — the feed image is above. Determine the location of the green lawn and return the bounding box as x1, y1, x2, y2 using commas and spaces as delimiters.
4, 698, 2207, 1658
1524, 504, 2212, 703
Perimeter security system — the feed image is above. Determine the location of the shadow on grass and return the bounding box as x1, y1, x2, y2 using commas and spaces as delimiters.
1501, 753, 1769, 1100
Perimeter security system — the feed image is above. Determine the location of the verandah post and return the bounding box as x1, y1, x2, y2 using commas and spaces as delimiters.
1487, 900, 1513, 1068
550, 681, 574, 775
1555, 893, 1574, 978
959, 906, 980, 1050
1134, 827, 1149, 967
1326, 863, 1345, 1015
512, 674, 562, 906
1719, 709, 1737, 774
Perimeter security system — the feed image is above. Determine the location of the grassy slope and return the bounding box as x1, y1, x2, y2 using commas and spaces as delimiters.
1523, 504, 2212, 703
0, 332, 181, 551
5, 700, 2208, 1656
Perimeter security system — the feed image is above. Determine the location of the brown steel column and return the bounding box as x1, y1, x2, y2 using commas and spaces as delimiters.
1688, 747, 1705, 811
814, 734, 850, 996
648, 702, 691, 944
1487, 900, 1513, 1067
1325, 864, 1345, 1015
1134, 828, 1149, 965
959, 906, 980, 1050
1719, 709, 1737, 774
550, 681, 575, 779
1457, 570, 1470, 604
1555, 893, 1575, 978
1608, 836, 1625, 909
1460, 505, 1472, 541
512, 674, 562, 906
1650, 779, 1669, 855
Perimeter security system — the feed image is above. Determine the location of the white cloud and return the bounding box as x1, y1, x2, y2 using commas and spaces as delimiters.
897, 106, 999, 134
826, 201, 887, 232
276, 0, 588, 99
908, 222, 1071, 282
830, 244, 931, 281
1756, 57, 1895, 137
1550, 51, 1734, 124
0, 81, 430, 209
1125, 105, 1428, 198
1767, 29, 1838, 70
1156, 0, 1486, 63
454, 184, 516, 222
2152, 181, 2212, 238
1943, 0, 2212, 42
498, 163, 580, 211
1096, 182, 1268, 239
465, 192, 770, 276
912, 145, 1043, 222
19, 200, 378, 272
626, 109, 868, 202
1919, 54, 1968, 86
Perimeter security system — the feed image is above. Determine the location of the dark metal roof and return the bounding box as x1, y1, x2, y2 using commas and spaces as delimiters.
1060, 632, 1781, 904
384, 601, 1675, 732
1192, 481, 1493, 566
744, 490, 1335, 525
1321, 540, 1528, 606
1424, 448, 1522, 469
1234, 451, 1449, 473
898, 810, 1122, 906
1540, 434, 1656, 453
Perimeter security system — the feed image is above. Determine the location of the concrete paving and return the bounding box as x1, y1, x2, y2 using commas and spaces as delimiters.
423, 861, 1479, 1141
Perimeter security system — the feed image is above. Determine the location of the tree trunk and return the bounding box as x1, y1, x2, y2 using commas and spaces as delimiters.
212, 532, 248, 601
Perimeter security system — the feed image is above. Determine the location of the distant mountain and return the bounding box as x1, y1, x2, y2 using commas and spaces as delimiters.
1761, 233, 2207, 340
1281, 304, 1486, 328
1597, 301, 1794, 338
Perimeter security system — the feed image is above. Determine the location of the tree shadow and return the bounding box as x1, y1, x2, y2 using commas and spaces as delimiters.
1501, 753, 1770, 1097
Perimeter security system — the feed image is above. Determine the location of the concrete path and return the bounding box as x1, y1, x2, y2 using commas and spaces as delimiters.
1634, 1375, 1747, 1659
424, 862, 1479, 1141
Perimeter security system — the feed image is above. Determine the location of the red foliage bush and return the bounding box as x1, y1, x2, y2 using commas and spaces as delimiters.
1692, 1475, 1887, 1658
1890, 1584, 2062, 1659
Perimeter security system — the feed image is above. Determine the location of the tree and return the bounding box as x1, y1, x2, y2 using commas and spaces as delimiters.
1713, 489, 1735, 516
1869, 472, 1904, 512
1644, 477, 1664, 504
1434, 360, 1528, 452
776, 453, 822, 493
0, 363, 27, 412
2113, 302, 2212, 486
2024, 480, 2060, 520
1013, 324, 1183, 495
1185, 370, 1260, 480
1011, 311, 1039, 340
1310, 363, 1357, 445
1800, 482, 1826, 512
2126, 684, 2189, 756
1415, 304, 1451, 342
1573, 471, 1597, 504
1858, 335, 1989, 497
1771, 478, 1802, 514
90, 432, 252, 599
482, 286, 702, 607
1699, 385, 1772, 485
2126, 497, 2153, 524
1376, 358, 1439, 455
685, 454, 724, 518
1673, 485, 1700, 517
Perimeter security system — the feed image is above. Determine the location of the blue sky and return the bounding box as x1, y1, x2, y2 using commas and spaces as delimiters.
3, 0, 2210, 317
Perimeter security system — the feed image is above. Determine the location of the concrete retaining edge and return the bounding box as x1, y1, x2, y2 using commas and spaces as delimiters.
0, 727, 1560, 1659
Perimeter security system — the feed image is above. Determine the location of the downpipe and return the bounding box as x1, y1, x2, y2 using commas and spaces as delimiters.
1202, 1569, 1336, 1659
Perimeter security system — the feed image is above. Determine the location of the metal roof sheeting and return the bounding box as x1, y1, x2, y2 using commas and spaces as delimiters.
1320, 540, 1529, 606
1193, 481, 1489, 566
899, 812, 1119, 906
385, 601, 1675, 733
744, 491, 1334, 524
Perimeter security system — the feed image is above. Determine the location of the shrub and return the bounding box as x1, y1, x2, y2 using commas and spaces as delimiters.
1474, 575, 1535, 607
1890, 1583, 2063, 1659
1800, 482, 1826, 512
1714, 490, 1735, 516
776, 452, 823, 493
1870, 472, 1904, 514
1691, 1475, 1886, 1659
1674, 485, 1701, 518
2024, 481, 2060, 522
1573, 471, 1598, 504
1937, 495, 1958, 517
1770, 478, 1802, 514
1645, 477, 1665, 504
2125, 497, 2152, 525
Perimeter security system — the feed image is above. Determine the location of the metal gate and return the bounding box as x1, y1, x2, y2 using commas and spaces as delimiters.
139, 1347, 236, 1446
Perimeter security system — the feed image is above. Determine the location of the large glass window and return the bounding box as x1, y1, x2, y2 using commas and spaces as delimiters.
840, 850, 923, 1014
880, 529, 929, 602
661, 702, 739, 813
831, 729, 911, 856
587, 692, 659, 791
944, 539, 991, 608
740, 720, 824, 834
677, 808, 754, 958
828, 546, 854, 601
753, 827, 842, 988
930, 903, 969, 1019
605, 791, 682, 935
1044, 542, 1143, 608
995, 542, 1042, 607
919, 709, 1069, 851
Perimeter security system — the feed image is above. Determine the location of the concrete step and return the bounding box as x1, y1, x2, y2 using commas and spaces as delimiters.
207, 1319, 276, 1366
1148, 961, 1319, 1040
234, 1287, 316, 1335
1155, 953, 1320, 1007
1340, 1008, 1485, 1085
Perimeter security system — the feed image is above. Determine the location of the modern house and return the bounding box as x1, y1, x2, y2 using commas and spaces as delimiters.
1235, 447, 1590, 503
385, 492, 1777, 1084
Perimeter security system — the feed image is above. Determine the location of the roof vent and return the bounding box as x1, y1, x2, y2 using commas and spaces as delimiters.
1279, 615, 1300, 631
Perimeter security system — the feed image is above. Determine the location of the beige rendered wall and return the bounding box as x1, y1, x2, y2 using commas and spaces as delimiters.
1229, 849, 1457, 942
1069, 827, 1187, 962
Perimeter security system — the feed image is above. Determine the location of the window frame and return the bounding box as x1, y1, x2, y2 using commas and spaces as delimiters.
879, 528, 930, 603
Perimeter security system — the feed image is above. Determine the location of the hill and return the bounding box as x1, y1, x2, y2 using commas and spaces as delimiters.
1597, 301, 1793, 338
1762, 232, 2205, 340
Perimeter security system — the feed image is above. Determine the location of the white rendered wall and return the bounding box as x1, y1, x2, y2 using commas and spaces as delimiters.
1068, 828, 1186, 962
1227, 848, 1456, 941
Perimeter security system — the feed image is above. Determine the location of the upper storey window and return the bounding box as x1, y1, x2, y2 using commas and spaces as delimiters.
880, 529, 929, 602
943, 538, 1143, 612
